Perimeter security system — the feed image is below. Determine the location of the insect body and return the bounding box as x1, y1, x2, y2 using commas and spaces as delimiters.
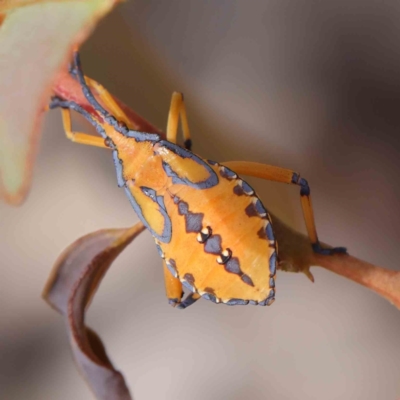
49, 53, 346, 309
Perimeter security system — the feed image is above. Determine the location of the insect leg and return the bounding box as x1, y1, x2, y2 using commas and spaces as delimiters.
163, 261, 184, 307
177, 293, 201, 310
166, 92, 192, 149
222, 161, 347, 255
162, 261, 200, 309
49, 96, 111, 148
59, 108, 109, 149
83, 77, 132, 127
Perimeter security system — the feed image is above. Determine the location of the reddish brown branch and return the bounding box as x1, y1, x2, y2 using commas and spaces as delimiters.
270, 213, 400, 310
313, 253, 400, 309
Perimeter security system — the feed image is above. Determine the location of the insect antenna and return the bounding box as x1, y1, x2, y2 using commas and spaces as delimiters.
70, 52, 129, 136
68, 52, 161, 144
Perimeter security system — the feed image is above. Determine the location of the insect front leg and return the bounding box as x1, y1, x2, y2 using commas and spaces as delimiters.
166, 92, 192, 150
222, 161, 347, 255
49, 97, 110, 149
163, 261, 200, 309
60, 108, 109, 148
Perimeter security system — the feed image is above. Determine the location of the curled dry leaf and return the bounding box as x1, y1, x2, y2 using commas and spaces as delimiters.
43, 222, 146, 400
0, 0, 120, 205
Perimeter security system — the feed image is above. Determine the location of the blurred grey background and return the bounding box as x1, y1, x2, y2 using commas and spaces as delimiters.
1, 1, 400, 399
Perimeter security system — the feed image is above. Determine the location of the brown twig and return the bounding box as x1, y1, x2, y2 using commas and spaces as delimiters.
270, 213, 400, 310
313, 253, 400, 310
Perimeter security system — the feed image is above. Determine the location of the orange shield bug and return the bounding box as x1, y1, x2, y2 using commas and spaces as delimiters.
49, 53, 346, 309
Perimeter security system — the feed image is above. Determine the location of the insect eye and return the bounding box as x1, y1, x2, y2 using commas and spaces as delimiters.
117, 120, 129, 133
104, 137, 114, 148
217, 248, 232, 264
197, 226, 212, 243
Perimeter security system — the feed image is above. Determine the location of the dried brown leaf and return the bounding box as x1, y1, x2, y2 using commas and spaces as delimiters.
43, 223, 146, 400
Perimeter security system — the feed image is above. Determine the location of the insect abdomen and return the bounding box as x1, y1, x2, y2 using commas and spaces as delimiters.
160, 162, 277, 305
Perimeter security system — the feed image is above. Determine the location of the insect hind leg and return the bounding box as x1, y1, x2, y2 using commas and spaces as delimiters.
222, 161, 347, 256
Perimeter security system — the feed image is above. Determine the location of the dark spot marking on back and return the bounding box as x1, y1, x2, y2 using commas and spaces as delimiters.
204, 287, 215, 295
257, 227, 266, 240
225, 257, 241, 274
183, 273, 195, 285
245, 202, 259, 217
241, 274, 254, 287
257, 222, 275, 241
185, 212, 204, 233
178, 201, 189, 215
204, 235, 222, 254
233, 184, 244, 196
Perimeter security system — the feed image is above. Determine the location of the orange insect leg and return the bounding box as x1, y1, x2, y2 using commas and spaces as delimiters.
163, 261, 184, 307
166, 92, 192, 149
60, 108, 108, 149
58, 77, 133, 149
162, 92, 201, 308
222, 161, 319, 244
84, 77, 132, 127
